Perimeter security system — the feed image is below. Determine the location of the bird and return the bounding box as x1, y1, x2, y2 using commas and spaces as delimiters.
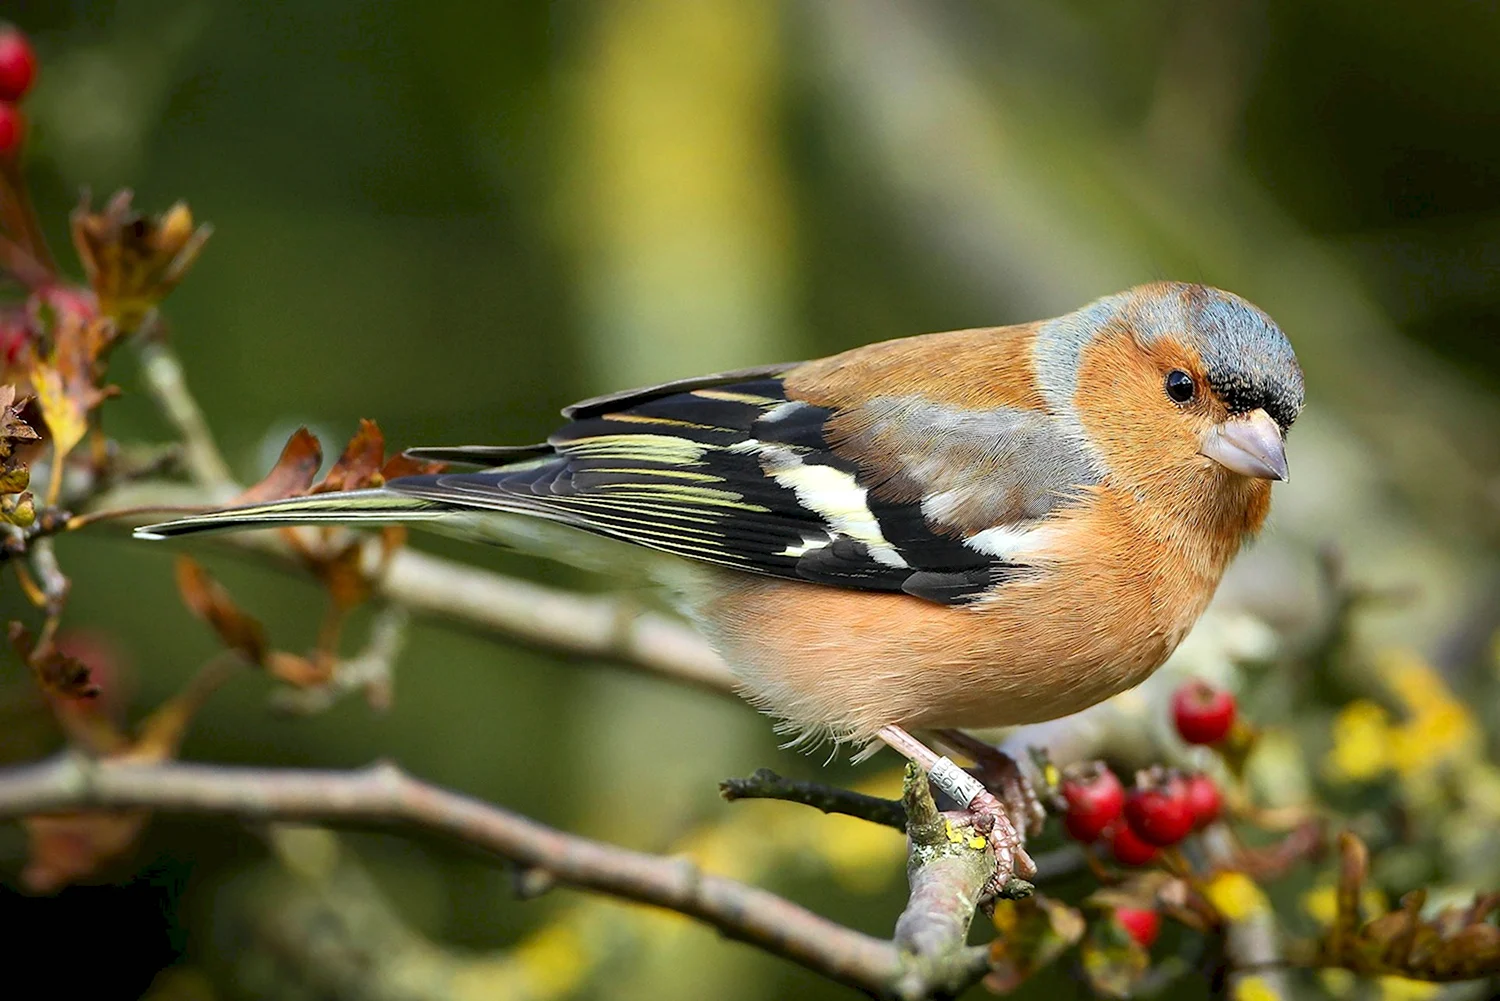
136, 281, 1303, 873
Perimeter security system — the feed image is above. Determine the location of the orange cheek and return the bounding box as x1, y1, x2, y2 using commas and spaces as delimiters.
1073, 329, 1202, 481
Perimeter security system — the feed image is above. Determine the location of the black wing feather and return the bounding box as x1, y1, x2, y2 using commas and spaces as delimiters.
389, 374, 1022, 603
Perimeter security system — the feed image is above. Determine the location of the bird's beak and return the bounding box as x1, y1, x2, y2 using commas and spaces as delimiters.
1199, 408, 1288, 481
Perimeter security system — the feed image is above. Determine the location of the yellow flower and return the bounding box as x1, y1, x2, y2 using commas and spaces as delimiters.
1232, 976, 1281, 1001
506, 922, 590, 998
1302, 885, 1338, 925
1380, 651, 1479, 777
1318, 969, 1356, 997
1325, 700, 1393, 782
1204, 871, 1270, 921
1301, 882, 1387, 925
1377, 975, 1441, 1001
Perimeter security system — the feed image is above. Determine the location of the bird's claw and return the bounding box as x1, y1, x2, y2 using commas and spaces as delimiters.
953, 788, 1037, 889
935, 730, 1047, 838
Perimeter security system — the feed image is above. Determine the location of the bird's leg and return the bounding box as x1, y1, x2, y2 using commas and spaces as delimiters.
932, 728, 1047, 838
876, 725, 1036, 881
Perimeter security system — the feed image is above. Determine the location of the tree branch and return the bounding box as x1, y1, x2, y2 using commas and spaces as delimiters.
0, 754, 994, 999
720, 768, 907, 830
135, 339, 237, 496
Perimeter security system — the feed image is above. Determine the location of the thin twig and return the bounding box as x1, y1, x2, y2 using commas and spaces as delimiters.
270, 604, 410, 714
720, 768, 907, 830
135, 340, 236, 494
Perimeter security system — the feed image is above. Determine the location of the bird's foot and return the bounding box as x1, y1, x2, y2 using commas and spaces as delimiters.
923, 751, 1037, 887
934, 729, 1047, 838
877, 725, 1037, 891
947, 788, 1036, 891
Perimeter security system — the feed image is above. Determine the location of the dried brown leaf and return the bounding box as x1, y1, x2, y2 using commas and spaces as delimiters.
0, 384, 39, 457
1, 488, 34, 526
71, 191, 211, 334
379, 452, 447, 481
985, 895, 1086, 994
31, 364, 88, 463
1331, 830, 1367, 958
232, 427, 322, 504
309, 541, 372, 612
22, 809, 150, 893
174, 556, 267, 664
1317, 832, 1500, 981
8, 621, 99, 700
1429, 923, 1500, 979
0, 463, 29, 493
315, 418, 385, 493
264, 650, 335, 689
1233, 820, 1326, 881
29, 310, 118, 474
1078, 915, 1150, 999
1086, 872, 1181, 915
125, 657, 237, 764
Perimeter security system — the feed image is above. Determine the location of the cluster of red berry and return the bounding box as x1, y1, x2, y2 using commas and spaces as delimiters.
1056, 679, 1238, 947
0, 26, 38, 158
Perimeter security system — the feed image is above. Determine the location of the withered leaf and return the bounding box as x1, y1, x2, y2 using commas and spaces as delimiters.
379, 452, 448, 481
0, 463, 29, 493
31, 364, 88, 464
264, 650, 336, 689
0, 384, 39, 457
22, 810, 151, 894
315, 418, 385, 493
985, 895, 1086, 994
232, 427, 322, 504
1, 489, 34, 526
174, 556, 267, 665
1316, 832, 1500, 981
1078, 915, 1150, 999
1429, 923, 1500, 978
71, 192, 211, 334
1087, 872, 1181, 916
8, 621, 99, 700
126, 657, 237, 764
308, 540, 372, 613
1329, 830, 1368, 960
29, 311, 118, 471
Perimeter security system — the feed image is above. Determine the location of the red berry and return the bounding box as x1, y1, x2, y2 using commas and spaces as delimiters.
0, 28, 38, 102
1113, 907, 1160, 948
1184, 773, 1222, 828
1108, 821, 1158, 866
0, 101, 22, 157
1124, 776, 1195, 846
1060, 763, 1126, 842
0, 310, 28, 365
1171, 679, 1237, 744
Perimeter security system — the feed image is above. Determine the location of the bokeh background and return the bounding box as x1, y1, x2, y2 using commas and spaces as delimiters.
4, 1, 1500, 999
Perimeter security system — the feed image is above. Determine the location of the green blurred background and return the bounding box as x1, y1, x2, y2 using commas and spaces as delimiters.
4, 1, 1500, 999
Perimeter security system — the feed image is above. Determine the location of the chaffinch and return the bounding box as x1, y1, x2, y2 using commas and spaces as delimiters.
139, 281, 1303, 869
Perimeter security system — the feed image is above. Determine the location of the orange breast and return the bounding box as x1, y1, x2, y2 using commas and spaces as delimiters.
681, 486, 1236, 746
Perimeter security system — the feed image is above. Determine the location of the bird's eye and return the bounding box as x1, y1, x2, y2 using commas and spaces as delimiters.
1165, 370, 1195, 404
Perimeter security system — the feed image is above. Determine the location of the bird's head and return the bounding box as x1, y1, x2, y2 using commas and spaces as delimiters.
1037, 282, 1304, 504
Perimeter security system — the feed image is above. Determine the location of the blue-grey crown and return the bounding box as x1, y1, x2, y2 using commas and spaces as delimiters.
1033, 283, 1305, 431
1178, 285, 1304, 430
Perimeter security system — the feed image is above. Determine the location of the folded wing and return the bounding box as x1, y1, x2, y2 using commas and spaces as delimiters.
389, 373, 1098, 605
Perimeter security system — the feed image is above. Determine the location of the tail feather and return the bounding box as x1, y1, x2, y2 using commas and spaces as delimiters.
401, 444, 552, 466
134, 488, 449, 539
